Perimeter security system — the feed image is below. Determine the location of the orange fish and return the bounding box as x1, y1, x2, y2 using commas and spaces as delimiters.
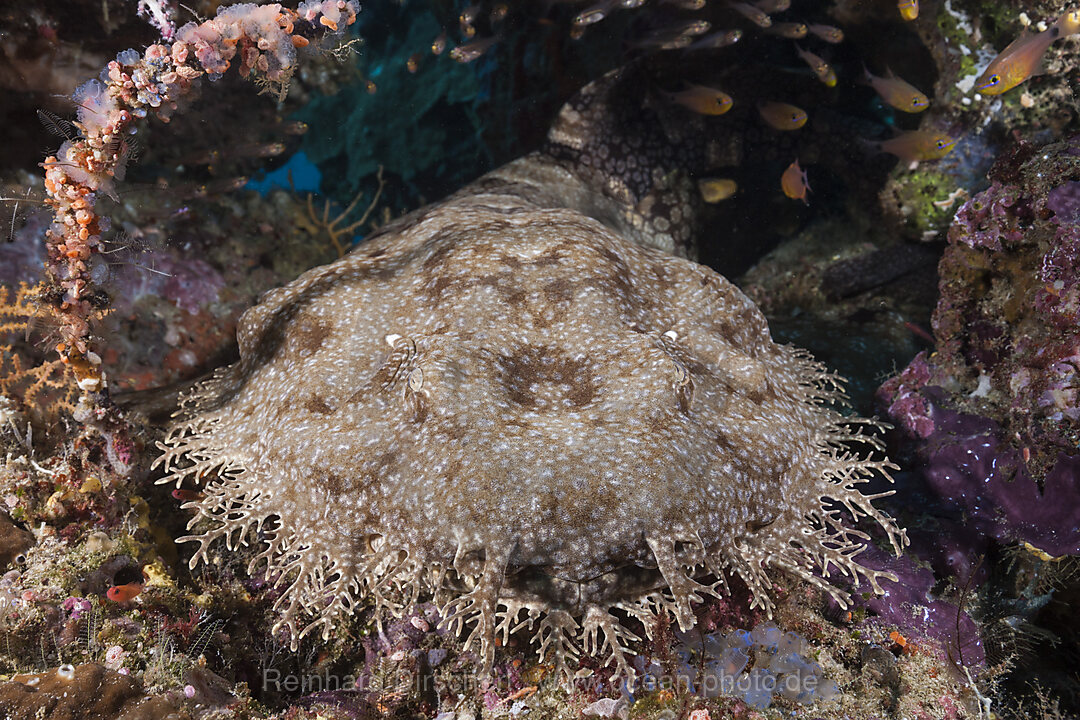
976, 13, 1080, 95
759, 101, 807, 130
808, 24, 844, 43
795, 44, 837, 87
863, 66, 929, 112
766, 22, 807, 39
877, 130, 956, 163
698, 178, 738, 202
668, 85, 734, 115
106, 582, 143, 603
898, 0, 918, 21
172, 488, 204, 502
781, 160, 810, 204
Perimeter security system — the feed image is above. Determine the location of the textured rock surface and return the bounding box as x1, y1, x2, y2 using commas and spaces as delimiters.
0, 663, 186, 720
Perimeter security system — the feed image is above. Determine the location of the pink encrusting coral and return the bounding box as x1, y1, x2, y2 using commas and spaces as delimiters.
39, 1, 358, 395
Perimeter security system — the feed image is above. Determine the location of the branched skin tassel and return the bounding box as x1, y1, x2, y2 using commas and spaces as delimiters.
155, 69, 906, 685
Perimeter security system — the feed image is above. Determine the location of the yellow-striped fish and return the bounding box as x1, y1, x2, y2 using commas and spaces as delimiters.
898, 0, 918, 21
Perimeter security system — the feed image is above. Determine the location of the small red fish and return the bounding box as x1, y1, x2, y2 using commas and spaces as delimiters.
107, 582, 143, 603
172, 488, 204, 502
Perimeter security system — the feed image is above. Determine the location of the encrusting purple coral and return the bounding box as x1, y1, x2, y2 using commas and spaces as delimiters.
155, 66, 906, 683
919, 394, 1080, 556
879, 135, 1080, 558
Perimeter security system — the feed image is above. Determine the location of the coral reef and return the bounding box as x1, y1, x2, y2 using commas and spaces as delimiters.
38, 0, 359, 395
3, 0, 1080, 717
879, 136, 1080, 552
876, 130, 1080, 716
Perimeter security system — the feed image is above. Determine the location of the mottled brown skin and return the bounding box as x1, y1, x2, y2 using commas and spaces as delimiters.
156, 68, 905, 683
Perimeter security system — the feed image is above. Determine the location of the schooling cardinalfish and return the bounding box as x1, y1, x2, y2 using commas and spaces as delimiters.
876, 130, 957, 163
862, 66, 930, 112
666, 84, 735, 115
758, 101, 808, 130
976, 10, 1080, 95
795, 44, 838, 87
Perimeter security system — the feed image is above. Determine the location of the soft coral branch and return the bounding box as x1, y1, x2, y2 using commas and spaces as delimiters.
40, 0, 359, 400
